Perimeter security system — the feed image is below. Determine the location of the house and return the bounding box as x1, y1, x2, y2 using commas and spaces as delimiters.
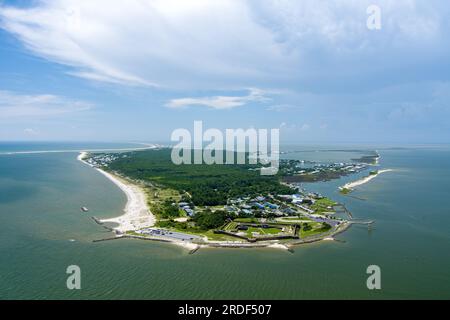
264, 202, 279, 210
283, 208, 296, 215
252, 202, 265, 209
292, 194, 304, 204
302, 198, 315, 205
297, 204, 314, 214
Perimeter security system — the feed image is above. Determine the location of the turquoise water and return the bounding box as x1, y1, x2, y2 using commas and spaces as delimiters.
0, 141, 149, 154
0, 144, 449, 299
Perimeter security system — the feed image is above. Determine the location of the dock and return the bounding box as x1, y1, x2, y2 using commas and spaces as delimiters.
93, 235, 124, 243
349, 219, 374, 225
91, 216, 115, 232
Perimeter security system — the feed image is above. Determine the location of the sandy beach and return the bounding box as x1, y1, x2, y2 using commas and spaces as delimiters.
78, 152, 155, 233
341, 169, 393, 191
77, 151, 351, 250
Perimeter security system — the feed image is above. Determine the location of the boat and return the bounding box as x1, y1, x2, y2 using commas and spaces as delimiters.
81, 207, 89, 212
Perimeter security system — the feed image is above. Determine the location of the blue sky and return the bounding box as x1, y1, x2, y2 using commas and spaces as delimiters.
0, 0, 449, 143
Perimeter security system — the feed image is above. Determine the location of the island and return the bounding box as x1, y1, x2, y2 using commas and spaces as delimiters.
339, 169, 393, 194
79, 148, 374, 251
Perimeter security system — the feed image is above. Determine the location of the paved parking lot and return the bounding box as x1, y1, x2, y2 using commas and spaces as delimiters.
138, 228, 201, 241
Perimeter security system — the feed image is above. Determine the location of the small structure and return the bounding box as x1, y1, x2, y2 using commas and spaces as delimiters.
264, 202, 279, 210
283, 208, 296, 215
252, 203, 265, 209
302, 198, 315, 205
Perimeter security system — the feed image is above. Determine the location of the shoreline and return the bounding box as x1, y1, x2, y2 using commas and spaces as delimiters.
1, 144, 160, 156
79, 151, 352, 251
340, 169, 393, 191
78, 152, 156, 233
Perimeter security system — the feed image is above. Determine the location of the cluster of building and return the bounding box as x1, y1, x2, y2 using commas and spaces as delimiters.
173, 188, 335, 221
178, 202, 195, 217
85, 154, 122, 167
225, 196, 284, 216
280, 159, 368, 176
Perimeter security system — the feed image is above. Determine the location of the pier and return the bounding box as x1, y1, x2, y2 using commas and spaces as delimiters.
334, 204, 353, 219
349, 219, 375, 232
91, 216, 115, 232
93, 235, 124, 243
349, 219, 374, 225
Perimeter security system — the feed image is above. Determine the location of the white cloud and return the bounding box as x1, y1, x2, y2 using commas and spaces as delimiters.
165, 88, 270, 110
1, 0, 447, 90
0, 0, 282, 88
24, 128, 39, 136
0, 91, 92, 119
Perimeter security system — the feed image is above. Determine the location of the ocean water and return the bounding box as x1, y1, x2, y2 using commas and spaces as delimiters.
0, 143, 449, 299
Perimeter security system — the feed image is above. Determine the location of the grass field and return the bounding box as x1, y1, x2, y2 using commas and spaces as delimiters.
246, 227, 283, 237
310, 197, 338, 215
300, 222, 332, 237
234, 218, 259, 223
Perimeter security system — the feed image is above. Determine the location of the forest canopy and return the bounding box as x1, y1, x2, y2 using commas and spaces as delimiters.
105, 149, 294, 206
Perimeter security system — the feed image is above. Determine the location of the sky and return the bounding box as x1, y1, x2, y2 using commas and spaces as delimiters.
0, 0, 449, 143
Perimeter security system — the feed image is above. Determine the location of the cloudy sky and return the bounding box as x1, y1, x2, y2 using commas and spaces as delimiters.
0, 0, 449, 143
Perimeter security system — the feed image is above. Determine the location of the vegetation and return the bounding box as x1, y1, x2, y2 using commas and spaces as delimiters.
106, 149, 294, 206
300, 222, 332, 237
151, 199, 181, 218
192, 209, 231, 230
246, 227, 282, 237
283, 171, 347, 182
351, 153, 379, 165
94, 149, 342, 242
310, 197, 337, 215
154, 220, 237, 241
234, 218, 259, 223
145, 186, 183, 219
156, 220, 185, 229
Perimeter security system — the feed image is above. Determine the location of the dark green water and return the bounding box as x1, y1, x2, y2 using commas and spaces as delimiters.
0, 144, 449, 299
